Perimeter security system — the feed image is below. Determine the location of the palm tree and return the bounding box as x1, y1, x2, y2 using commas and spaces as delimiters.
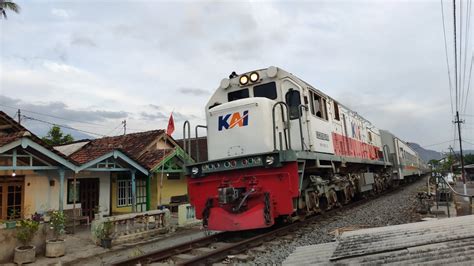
0, 0, 20, 19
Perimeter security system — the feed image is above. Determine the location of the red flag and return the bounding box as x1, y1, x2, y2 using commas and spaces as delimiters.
166, 113, 175, 136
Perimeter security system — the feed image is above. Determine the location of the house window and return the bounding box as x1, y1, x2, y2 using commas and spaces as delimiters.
0, 176, 24, 220
67, 179, 80, 204
167, 173, 181, 180
117, 180, 132, 207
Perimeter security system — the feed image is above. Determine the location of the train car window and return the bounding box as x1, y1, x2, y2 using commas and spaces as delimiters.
253, 82, 277, 99
309, 92, 315, 115
285, 89, 301, 120
228, 88, 249, 102
322, 98, 328, 120
334, 102, 340, 121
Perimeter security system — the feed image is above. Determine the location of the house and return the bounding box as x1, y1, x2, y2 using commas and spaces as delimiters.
0, 111, 77, 220
0, 111, 192, 221
58, 130, 192, 215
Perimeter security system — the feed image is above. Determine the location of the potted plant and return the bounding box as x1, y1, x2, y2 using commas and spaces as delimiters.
93, 205, 102, 220
6, 209, 18, 229
14, 219, 39, 264
95, 221, 113, 248
45, 210, 66, 257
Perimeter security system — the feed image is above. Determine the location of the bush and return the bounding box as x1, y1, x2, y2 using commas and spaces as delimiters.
49, 211, 65, 240
16, 219, 39, 247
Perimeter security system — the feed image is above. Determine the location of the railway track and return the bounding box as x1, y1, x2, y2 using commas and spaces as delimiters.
112, 178, 424, 266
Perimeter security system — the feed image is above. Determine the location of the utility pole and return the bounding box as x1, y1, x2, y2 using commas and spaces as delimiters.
455, 111, 467, 194
17, 109, 21, 124
122, 120, 127, 135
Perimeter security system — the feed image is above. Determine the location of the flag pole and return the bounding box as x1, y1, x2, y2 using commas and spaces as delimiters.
159, 111, 174, 207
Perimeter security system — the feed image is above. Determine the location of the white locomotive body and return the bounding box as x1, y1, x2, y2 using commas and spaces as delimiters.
205, 67, 383, 163
186, 66, 429, 231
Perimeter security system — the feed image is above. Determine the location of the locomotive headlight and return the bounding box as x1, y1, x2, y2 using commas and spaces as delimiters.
265, 156, 275, 165
191, 167, 199, 175
239, 75, 249, 85
249, 72, 259, 82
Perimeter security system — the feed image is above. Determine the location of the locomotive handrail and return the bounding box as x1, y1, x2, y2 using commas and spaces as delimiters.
183, 120, 191, 155
297, 104, 309, 151
195, 125, 207, 162
272, 102, 291, 151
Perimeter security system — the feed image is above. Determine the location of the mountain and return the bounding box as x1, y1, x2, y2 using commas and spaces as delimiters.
407, 142, 443, 162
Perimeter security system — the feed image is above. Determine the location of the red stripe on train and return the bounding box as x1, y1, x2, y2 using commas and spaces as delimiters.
332, 132, 381, 160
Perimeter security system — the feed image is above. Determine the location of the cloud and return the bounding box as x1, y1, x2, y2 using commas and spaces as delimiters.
177, 88, 210, 96
0, 95, 128, 124
51, 8, 70, 19
71, 35, 97, 47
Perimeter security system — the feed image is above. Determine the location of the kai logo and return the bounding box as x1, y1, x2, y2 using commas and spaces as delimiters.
218, 110, 249, 131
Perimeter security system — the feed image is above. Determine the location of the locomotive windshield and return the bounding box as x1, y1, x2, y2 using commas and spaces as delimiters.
253, 82, 277, 100
228, 88, 249, 102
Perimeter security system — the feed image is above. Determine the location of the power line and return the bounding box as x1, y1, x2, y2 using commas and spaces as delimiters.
0, 103, 111, 127
422, 138, 457, 148
454, 0, 459, 112
441, 0, 455, 116
22, 115, 106, 137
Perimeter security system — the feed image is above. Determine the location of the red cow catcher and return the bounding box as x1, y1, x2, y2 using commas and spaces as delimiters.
188, 162, 299, 231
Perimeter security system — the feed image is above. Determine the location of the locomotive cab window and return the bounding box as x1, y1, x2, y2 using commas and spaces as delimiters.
228, 88, 249, 102
309, 91, 327, 120
285, 89, 301, 120
334, 102, 340, 121
253, 82, 277, 100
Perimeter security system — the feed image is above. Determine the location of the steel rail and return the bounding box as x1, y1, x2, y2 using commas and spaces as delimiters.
111, 232, 229, 265
179, 177, 424, 265
113, 176, 425, 266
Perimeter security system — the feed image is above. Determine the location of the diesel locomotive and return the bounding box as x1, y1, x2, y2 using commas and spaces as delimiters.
184, 66, 429, 231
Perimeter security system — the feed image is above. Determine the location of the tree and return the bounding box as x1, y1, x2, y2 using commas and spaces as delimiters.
465, 154, 474, 165
42, 126, 74, 146
0, 0, 20, 19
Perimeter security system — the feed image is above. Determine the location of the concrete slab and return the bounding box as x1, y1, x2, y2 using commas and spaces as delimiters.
190, 247, 215, 256
171, 253, 196, 263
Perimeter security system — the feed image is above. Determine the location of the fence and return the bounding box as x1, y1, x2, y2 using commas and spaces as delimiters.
91, 209, 171, 245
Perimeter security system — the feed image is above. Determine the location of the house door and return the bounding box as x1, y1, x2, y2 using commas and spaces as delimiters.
79, 178, 99, 220
136, 179, 147, 212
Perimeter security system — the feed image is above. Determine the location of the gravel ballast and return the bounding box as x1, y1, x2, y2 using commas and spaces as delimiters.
252, 178, 426, 264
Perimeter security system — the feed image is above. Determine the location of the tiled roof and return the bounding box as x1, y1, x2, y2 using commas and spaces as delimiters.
0, 131, 26, 147
68, 130, 170, 169
138, 149, 174, 169
176, 137, 208, 162
0, 111, 74, 164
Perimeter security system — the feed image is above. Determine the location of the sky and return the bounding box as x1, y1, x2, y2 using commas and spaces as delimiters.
0, 0, 473, 153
